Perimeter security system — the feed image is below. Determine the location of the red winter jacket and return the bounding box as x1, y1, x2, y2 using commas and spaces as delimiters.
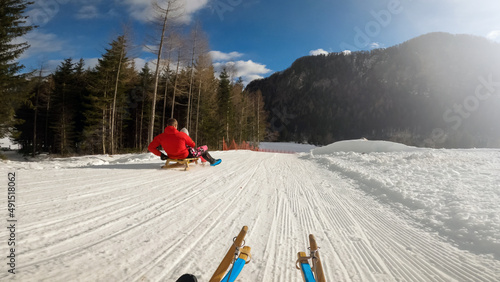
148, 126, 195, 159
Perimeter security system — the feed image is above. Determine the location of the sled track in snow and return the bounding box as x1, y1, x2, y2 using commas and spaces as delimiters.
1, 150, 499, 281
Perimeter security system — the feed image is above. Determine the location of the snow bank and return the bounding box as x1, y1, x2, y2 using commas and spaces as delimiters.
2, 153, 159, 170
312, 139, 422, 154
310, 140, 500, 258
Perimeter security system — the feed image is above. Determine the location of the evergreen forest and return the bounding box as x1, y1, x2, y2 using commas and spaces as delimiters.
1, 1, 267, 157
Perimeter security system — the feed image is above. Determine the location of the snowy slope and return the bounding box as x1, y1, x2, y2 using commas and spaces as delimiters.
1, 140, 499, 281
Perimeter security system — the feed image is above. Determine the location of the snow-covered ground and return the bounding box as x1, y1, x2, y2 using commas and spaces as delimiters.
0, 136, 21, 150
1, 140, 499, 281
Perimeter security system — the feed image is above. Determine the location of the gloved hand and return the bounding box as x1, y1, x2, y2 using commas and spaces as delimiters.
161, 153, 168, 160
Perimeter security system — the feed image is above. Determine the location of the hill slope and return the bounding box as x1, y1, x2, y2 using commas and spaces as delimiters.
247, 32, 500, 147
1, 144, 500, 281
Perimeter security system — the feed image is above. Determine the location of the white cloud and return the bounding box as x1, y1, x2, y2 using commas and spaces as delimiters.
342, 50, 352, 55
14, 31, 65, 60
486, 30, 500, 42
76, 5, 99, 19
84, 58, 100, 69
134, 58, 148, 71
118, 0, 209, 23
232, 60, 271, 78
369, 42, 383, 49
309, 48, 329, 56
208, 51, 243, 61
213, 59, 271, 85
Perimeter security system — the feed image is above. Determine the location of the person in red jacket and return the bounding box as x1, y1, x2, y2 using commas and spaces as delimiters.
148, 118, 221, 166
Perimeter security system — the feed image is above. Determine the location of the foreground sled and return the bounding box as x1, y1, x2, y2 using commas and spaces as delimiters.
296, 234, 326, 282
176, 226, 251, 282
161, 158, 199, 171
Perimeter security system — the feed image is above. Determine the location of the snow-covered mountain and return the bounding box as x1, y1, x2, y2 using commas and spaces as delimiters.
1, 140, 499, 281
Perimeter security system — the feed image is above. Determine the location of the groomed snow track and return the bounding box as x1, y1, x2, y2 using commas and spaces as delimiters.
1, 150, 499, 281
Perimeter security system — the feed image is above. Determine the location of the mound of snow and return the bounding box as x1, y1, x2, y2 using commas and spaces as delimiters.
312, 139, 423, 155
310, 148, 500, 258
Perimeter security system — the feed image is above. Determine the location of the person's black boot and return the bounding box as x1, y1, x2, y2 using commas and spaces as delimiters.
202, 151, 221, 166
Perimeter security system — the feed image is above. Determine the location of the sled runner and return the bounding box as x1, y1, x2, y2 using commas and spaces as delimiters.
210, 226, 252, 282
296, 234, 326, 282
161, 158, 199, 171
177, 226, 251, 282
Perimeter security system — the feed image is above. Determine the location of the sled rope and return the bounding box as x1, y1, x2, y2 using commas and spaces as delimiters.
226, 237, 245, 280
295, 248, 319, 270
309, 247, 319, 274
209, 226, 249, 282
296, 234, 326, 282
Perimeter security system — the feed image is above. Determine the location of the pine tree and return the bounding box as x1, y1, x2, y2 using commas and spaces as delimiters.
0, 0, 34, 137
217, 69, 232, 142
84, 35, 131, 154
135, 64, 154, 150
192, 52, 214, 145
51, 58, 79, 155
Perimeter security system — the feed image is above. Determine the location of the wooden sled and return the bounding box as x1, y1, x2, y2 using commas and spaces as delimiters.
161, 158, 199, 171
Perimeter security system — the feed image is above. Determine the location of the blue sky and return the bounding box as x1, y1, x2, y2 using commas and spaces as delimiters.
18, 0, 500, 84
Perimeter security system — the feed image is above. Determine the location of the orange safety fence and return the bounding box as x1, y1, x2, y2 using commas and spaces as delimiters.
222, 138, 294, 154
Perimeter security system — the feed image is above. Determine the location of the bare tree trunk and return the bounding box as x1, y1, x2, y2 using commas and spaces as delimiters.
162, 64, 170, 130
226, 108, 229, 143
195, 78, 202, 145
33, 68, 43, 157
135, 109, 139, 149
45, 90, 51, 153
140, 90, 145, 150
186, 28, 198, 131
111, 44, 125, 155
148, 13, 167, 144
149, 0, 182, 143
102, 109, 106, 154
61, 84, 66, 155
257, 96, 260, 144
170, 53, 181, 119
